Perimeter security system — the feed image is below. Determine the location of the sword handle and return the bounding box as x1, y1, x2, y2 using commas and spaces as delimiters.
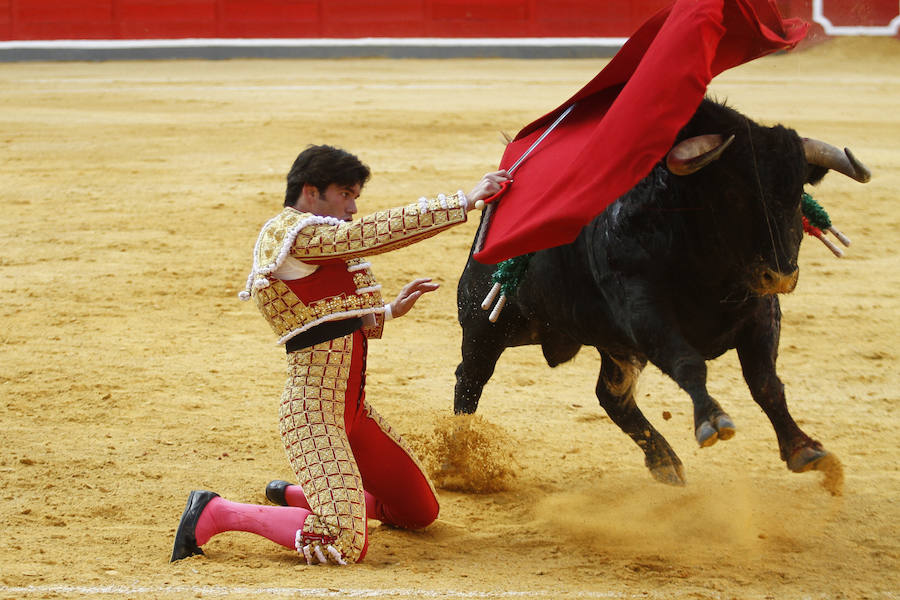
480, 180, 512, 206
472, 178, 511, 251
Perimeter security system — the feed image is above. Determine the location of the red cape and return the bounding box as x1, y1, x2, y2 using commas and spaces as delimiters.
473, 0, 808, 264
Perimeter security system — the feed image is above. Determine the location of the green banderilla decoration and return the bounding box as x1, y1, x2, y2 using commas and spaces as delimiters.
802, 192, 832, 230
801, 191, 851, 257
481, 253, 533, 322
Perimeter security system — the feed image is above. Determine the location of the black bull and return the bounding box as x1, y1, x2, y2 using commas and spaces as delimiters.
455, 99, 871, 486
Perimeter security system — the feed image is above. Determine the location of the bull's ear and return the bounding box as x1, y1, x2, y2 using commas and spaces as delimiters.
806, 164, 829, 186
666, 134, 735, 176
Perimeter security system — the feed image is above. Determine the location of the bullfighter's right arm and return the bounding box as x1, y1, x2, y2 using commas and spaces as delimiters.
290, 192, 468, 262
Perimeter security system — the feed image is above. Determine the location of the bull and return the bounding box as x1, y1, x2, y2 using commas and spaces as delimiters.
454, 98, 870, 486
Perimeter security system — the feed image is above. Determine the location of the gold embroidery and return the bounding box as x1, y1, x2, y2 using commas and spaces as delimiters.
279, 336, 367, 563
287, 193, 467, 261
253, 278, 383, 343
352, 269, 378, 290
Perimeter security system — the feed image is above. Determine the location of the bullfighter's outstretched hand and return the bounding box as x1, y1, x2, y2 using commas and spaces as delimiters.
467, 170, 511, 210
390, 278, 440, 319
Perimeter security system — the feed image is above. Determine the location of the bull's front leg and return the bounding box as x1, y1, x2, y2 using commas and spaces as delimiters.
454, 253, 536, 414
454, 290, 527, 414
656, 352, 736, 447
454, 334, 506, 414
632, 307, 736, 447
736, 297, 841, 491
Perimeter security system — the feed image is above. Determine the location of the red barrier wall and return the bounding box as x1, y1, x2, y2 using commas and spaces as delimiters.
0, 0, 677, 40
1, 0, 897, 41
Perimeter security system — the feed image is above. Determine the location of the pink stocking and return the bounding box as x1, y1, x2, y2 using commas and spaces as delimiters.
195, 497, 309, 549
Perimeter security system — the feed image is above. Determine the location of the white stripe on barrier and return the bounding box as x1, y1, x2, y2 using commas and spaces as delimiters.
0, 37, 628, 50
812, 0, 900, 36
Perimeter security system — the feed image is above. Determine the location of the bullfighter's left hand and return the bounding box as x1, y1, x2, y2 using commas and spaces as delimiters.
389, 278, 440, 319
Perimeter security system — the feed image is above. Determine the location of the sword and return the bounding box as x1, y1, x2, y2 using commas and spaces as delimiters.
473, 102, 576, 255
506, 103, 577, 178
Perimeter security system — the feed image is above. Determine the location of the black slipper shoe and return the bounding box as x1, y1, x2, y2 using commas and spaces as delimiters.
170, 490, 219, 562
265, 480, 292, 506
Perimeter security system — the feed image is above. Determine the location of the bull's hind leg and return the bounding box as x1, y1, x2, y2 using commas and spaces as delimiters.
596, 352, 685, 485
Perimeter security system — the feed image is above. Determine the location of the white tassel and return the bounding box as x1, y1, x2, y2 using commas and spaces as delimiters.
355, 285, 382, 294
326, 545, 347, 565
457, 190, 468, 211
242, 272, 256, 298
238, 290, 251, 301
347, 261, 372, 272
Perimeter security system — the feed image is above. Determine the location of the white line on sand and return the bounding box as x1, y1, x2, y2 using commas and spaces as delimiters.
0, 584, 640, 598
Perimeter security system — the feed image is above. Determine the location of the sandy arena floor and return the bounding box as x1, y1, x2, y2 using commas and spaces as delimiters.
1, 37, 898, 599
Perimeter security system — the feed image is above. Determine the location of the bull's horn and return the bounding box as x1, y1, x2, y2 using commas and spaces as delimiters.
666, 134, 735, 176
802, 138, 871, 183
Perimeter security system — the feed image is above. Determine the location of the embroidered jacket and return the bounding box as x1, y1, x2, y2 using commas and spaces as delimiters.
240, 191, 468, 345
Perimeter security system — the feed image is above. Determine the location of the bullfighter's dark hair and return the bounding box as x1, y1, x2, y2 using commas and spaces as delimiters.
284, 144, 371, 207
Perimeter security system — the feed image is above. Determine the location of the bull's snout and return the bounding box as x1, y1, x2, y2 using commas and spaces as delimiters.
751, 267, 799, 295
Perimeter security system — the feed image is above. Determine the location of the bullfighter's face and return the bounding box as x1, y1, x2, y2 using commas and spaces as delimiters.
296, 182, 361, 221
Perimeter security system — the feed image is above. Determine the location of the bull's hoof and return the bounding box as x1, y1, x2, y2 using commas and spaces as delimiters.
695, 414, 736, 447
714, 415, 736, 440
645, 448, 686, 486
650, 463, 686, 486
787, 448, 844, 496
696, 422, 717, 447
787, 446, 828, 472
